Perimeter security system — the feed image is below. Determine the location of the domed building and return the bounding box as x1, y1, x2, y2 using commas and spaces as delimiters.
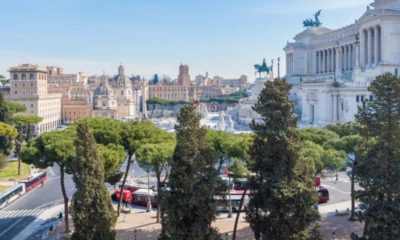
92, 74, 118, 118
109, 64, 136, 117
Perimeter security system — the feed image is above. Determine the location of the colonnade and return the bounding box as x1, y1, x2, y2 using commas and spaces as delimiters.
362, 25, 382, 67
315, 44, 356, 74
286, 53, 293, 75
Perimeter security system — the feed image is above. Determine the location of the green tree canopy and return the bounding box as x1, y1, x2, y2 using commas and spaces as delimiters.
352, 73, 400, 239
300, 140, 324, 176
245, 79, 319, 240
300, 128, 340, 145
21, 129, 76, 232
71, 123, 116, 240
326, 122, 361, 137
0, 122, 17, 138
160, 106, 223, 240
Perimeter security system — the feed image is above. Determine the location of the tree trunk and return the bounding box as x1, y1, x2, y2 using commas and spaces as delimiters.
232, 188, 247, 240
16, 137, 22, 175
217, 157, 224, 173
156, 171, 161, 224
350, 164, 356, 221
363, 218, 370, 239
58, 164, 70, 232
117, 153, 133, 216
17, 153, 21, 175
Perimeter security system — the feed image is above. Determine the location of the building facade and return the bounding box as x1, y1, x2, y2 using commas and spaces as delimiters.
148, 85, 190, 101
178, 64, 190, 87
284, 0, 400, 126
8, 64, 62, 134
62, 86, 93, 124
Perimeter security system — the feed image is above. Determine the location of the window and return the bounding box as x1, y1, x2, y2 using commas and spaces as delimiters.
31, 104, 34, 108
30, 73, 35, 80
121, 90, 124, 95
14, 90, 17, 95
22, 73, 26, 80
341, 103, 344, 111
31, 83, 33, 87
14, 83, 17, 87
23, 83, 25, 87
361, 95, 364, 102
370, 95, 374, 102
13, 74, 18, 80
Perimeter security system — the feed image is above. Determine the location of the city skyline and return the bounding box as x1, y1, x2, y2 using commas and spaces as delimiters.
1, 0, 370, 81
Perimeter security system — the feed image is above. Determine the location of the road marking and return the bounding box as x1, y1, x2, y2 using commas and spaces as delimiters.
48, 167, 56, 177
323, 184, 351, 195
0, 208, 45, 219
0, 208, 45, 238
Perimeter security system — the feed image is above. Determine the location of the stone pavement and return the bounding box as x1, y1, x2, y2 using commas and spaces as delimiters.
44, 205, 363, 240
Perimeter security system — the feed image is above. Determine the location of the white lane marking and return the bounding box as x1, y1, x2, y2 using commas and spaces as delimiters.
323, 184, 351, 195
48, 167, 56, 177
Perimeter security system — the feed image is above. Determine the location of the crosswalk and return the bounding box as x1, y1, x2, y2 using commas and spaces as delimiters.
0, 208, 45, 219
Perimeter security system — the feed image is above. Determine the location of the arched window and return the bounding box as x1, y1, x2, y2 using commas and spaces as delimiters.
30, 73, 35, 80
13, 74, 18, 80
22, 73, 26, 80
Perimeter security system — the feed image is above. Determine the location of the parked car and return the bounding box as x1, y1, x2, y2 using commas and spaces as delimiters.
317, 187, 329, 203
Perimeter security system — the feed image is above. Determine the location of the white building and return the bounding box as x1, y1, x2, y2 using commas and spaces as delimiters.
284, 0, 400, 127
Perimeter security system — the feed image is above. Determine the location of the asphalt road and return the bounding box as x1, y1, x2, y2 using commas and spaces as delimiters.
0, 165, 74, 240
320, 171, 353, 205
0, 158, 145, 240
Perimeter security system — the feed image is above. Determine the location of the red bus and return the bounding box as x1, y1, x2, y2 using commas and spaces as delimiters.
112, 189, 132, 202
131, 189, 158, 208
19, 171, 47, 192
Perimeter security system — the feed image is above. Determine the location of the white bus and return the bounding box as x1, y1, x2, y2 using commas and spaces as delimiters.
0, 183, 26, 209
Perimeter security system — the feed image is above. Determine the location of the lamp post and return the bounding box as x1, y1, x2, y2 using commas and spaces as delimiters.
349, 152, 357, 220
146, 170, 152, 212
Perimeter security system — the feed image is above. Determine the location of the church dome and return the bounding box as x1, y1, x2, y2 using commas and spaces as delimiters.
94, 76, 114, 96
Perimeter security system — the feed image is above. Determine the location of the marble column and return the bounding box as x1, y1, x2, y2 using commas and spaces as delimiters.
335, 47, 341, 79
368, 28, 374, 66
325, 50, 328, 73
320, 51, 323, 73
363, 29, 369, 67
374, 26, 379, 65
352, 41, 362, 81
316, 52, 319, 73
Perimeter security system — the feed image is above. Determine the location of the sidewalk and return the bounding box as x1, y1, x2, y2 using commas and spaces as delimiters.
13, 204, 64, 240
46, 207, 363, 240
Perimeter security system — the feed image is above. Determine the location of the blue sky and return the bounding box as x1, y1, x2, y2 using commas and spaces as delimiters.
0, 0, 371, 81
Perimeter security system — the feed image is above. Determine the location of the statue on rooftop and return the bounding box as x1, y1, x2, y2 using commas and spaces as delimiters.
303, 10, 322, 28
254, 58, 273, 78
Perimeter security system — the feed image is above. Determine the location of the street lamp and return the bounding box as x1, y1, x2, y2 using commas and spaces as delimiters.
146, 170, 152, 212
348, 152, 357, 221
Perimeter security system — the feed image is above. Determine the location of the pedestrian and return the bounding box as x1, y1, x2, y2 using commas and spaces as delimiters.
41, 181, 44, 187
59, 212, 63, 219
